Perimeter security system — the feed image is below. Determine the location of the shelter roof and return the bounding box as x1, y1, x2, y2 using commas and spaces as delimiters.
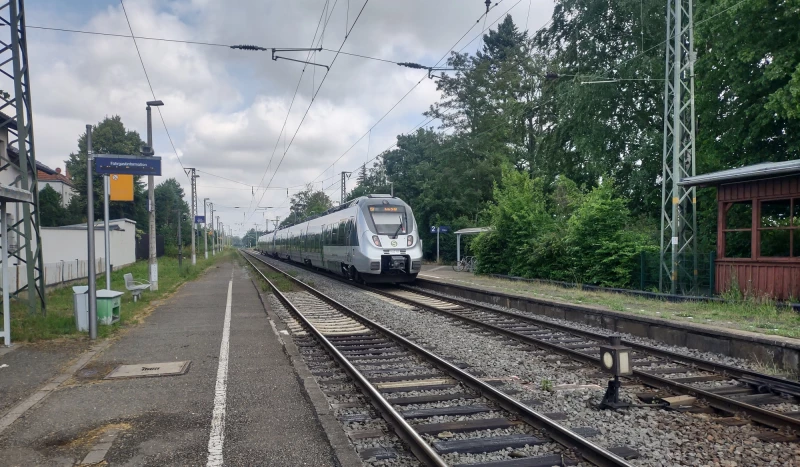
679, 160, 800, 188
454, 227, 492, 235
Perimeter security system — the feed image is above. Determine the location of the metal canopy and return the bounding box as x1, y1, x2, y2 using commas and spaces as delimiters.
454, 227, 491, 235
0, 184, 32, 346
0, 184, 32, 204
455, 227, 491, 262
679, 160, 800, 188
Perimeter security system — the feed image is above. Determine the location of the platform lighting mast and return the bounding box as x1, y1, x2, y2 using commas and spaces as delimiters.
659, 0, 698, 295
0, 0, 46, 315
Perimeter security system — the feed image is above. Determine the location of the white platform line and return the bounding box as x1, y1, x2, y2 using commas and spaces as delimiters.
207, 279, 233, 467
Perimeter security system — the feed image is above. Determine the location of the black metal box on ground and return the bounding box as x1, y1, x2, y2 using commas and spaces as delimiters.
135, 234, 165, 260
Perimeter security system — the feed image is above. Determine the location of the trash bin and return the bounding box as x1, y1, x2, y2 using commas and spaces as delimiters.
72, 286, 89, 332
96, 289, 123, 325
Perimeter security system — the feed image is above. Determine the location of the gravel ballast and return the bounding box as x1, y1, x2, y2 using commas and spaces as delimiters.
255, 255, 800, 466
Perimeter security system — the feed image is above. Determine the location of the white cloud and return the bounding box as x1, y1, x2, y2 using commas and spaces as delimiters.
24, 0, 554, 235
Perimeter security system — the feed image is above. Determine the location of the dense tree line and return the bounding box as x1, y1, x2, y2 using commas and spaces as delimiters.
349, 1, 800, 288
39, 117, 195, 253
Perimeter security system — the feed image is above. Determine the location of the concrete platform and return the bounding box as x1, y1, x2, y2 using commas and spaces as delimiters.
417, 265, 800, 372
0, 259, 342, 466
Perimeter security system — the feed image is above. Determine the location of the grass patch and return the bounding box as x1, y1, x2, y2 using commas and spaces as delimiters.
10, 249, 236, 342
240, 254, 298, 293
448, 274, 800, 340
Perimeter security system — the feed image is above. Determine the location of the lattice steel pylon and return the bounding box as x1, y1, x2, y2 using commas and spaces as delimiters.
185, 168, 197, 265
341, 171, 351, 205
0, 0, 46, 314
659, 0, 698, 295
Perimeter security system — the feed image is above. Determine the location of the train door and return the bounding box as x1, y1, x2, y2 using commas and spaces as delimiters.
320, 224, 327, 267
346, 218, 357, 264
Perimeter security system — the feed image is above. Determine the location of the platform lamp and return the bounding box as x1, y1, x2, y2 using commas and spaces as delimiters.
598, 335, 633, 409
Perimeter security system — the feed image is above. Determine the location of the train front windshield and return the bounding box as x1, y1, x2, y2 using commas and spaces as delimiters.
369, 206, 408, 235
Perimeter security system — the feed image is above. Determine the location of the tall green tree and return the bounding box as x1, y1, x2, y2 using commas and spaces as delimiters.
154, 178, 191, 250
65, 116, 148, 228
427, 15, 538, 169
696, 0, 800, 170
38, 185, 71, 227
533, 0, 665, 215
280, 185, 333, 227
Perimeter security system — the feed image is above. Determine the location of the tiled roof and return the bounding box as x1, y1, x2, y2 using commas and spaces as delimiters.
37, 170, 75, 188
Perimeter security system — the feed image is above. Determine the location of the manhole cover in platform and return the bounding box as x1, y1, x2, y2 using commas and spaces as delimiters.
105, 361, 191, 379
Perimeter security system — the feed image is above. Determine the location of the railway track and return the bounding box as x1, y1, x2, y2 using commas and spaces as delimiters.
244, 250, 800, 439
241, 251, 635, 466
372, 287, 800, 437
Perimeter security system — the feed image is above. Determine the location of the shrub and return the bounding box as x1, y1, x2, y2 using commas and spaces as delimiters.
474, 169, 658, 287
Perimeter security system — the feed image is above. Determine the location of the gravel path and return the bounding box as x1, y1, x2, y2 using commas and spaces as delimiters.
255, 255, 800, 466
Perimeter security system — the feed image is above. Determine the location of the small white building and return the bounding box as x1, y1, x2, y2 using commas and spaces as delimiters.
39, 218, 137, 286
38, 166, 76, 207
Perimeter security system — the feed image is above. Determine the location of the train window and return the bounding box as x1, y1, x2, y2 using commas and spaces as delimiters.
330, 224, 338, 246
369, 206, 407, 235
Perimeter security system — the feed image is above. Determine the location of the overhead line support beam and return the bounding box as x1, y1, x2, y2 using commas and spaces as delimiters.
271, 47, 328, 70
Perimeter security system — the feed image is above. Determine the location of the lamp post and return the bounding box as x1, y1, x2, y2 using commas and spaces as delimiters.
145, 100, 164, 291
209, 202, 215, 256
203, 198, 209, 259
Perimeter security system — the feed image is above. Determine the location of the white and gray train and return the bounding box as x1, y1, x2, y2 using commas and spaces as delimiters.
256, 194, 422, 283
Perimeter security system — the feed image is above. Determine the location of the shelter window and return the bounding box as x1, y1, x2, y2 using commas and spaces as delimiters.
759, 198, 800, 257
723, 201, 752, 258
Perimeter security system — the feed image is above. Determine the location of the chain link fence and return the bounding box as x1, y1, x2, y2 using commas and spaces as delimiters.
632, 251, 716, 297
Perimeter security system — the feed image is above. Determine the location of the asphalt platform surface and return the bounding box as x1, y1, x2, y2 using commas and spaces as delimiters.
0, 259, 337, 466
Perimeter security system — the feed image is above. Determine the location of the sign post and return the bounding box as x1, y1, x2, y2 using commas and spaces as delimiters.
94, 154, 162, 299
103, 174, 111, 290
430, 226, 450, 264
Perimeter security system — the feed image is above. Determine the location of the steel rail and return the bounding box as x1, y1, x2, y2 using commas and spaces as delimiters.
240, 252, 448, 467
242, 250, 800, 431
405, 284, 800, 393
369, 286, 800, 432
241, 250, 632, 467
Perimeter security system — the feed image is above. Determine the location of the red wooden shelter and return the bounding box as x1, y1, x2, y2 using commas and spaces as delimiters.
681, 160, 800, 300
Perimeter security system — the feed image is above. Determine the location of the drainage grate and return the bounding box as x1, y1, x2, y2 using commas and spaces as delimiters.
105, 361, 191, 379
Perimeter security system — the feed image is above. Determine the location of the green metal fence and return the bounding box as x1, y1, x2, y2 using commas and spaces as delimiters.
632, 251, 716, 297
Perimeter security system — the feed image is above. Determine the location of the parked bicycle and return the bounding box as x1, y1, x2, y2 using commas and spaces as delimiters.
453, 256, 478, 273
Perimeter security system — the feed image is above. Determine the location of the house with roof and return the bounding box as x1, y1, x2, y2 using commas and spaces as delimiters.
38, 165, 76, 207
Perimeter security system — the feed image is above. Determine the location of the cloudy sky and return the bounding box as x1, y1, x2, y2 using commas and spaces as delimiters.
23, 0, 554, 237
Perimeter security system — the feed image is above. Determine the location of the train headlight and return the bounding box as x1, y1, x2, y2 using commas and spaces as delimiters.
407, 235, 413, 247
372, 235, 382, 247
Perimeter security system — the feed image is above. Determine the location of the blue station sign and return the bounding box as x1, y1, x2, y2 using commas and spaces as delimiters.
95, 155, 162, 176
430, 225, 451, 234
194, 215, 206, 224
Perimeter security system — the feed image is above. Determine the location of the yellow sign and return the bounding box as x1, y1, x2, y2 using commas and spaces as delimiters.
109, 174, 134, 201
